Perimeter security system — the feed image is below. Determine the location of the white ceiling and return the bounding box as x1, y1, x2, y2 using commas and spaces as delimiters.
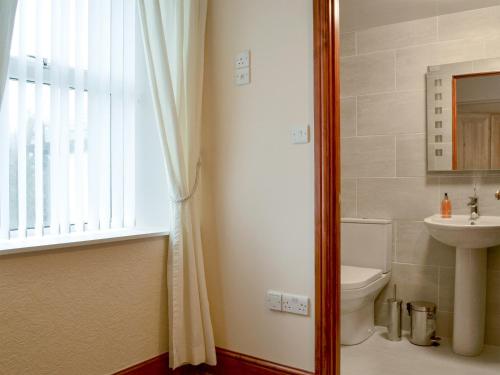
340, 0, 500, 32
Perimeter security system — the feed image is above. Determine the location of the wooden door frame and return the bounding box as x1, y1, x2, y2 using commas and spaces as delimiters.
313, 0, 341, 374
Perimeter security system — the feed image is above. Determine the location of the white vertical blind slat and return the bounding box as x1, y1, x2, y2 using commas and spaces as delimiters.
0, 83, 10, 239
123, 0, 135, 228
58, 0, 70, 234
111, 0, 124, 229
34, 0, 45, 237
87, 0, 101, 231
17, 0, 27, 239
99, 0, 112, 230
73, 0, 86, 232
50, 0, 61, 235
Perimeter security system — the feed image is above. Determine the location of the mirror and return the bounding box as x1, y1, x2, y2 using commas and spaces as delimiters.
426, 58, 500, 171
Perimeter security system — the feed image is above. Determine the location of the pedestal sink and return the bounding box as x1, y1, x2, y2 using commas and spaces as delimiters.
424, 214, 500, 356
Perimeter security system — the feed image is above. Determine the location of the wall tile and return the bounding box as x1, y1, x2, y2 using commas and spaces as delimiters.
486, 313, 500, 346
487, 271, 500, 313
357, 17, 437, 54
396, 134, 426, 177
341, 136, 396, 178
341, 179, 356, 217
341, 32, 356, 57
396, 40, 484, 91
396, 221, 455, 267
357, 91, 425, 136
374, 300, 388, 327
436, 311, 453, 338
438, 6, 500, 42
380, 263, 438, 303
489, 246, 500, 271
438, 267, 455, 313
341, 98, 356, 138
483, 37, 500, 60
357, 177, 439, 220
341, 51, 395, 97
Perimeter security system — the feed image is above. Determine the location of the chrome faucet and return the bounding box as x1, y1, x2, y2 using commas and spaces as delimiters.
468, 185, 479, 221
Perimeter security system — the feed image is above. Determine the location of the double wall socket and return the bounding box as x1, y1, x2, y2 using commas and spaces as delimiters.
235, 50, 250, 69
282, 293, 309, 315
266, 290, 309, 316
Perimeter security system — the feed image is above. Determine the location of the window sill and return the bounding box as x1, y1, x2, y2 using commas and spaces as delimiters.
0, 228, 169, 256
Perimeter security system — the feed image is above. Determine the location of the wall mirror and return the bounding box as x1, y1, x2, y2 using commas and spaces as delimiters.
426, 58, 500, 171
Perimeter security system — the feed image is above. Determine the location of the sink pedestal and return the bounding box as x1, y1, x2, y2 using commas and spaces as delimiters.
453, 247, 487, 356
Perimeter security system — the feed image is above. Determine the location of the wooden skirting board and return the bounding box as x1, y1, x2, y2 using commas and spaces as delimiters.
115, 348, 313, 375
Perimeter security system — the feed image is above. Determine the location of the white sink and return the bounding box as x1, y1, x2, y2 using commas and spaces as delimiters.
424, 214, 500, 357
424, 214, 500, 248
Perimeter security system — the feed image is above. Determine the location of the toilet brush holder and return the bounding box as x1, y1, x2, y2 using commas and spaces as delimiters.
387, 284, 402, 341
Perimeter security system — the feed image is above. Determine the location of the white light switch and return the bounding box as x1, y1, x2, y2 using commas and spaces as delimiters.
291, 126, 310, 144
266, 290, 282, 311
235, 67, 250, 86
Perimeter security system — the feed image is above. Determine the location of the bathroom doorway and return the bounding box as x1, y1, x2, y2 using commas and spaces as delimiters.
334, 0, 500, 374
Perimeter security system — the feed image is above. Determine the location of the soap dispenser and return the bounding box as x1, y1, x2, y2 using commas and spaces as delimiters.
441, 193, 452, 218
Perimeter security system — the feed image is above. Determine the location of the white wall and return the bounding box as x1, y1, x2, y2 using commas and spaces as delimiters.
340, 5, 500, 344
201, 0, 315, 371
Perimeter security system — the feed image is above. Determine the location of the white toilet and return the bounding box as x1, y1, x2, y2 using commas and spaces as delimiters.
341, 218, 392, 345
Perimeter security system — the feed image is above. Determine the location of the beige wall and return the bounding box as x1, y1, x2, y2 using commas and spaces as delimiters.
0, 237, 169, 375
201, 0, 315, 371
340, 5, 500, 343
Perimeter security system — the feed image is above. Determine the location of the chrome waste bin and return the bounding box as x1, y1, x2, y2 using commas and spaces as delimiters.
407, 301, 438, 346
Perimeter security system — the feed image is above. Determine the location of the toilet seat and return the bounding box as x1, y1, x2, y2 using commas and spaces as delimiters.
341, 265, 382, 291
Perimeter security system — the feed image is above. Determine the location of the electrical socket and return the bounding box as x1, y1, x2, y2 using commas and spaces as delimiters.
282, 293, 309, 316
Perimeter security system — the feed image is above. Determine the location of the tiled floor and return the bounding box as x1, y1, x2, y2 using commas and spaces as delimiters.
341, 327, 500, 375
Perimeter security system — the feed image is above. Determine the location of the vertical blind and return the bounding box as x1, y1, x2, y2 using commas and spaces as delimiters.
0, 0, 136, 240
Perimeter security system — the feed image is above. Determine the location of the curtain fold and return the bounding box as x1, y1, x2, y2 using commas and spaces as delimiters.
137, 0, 216, 369
0, 0, 17, 107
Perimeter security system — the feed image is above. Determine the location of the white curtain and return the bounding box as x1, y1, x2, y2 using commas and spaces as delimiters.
137, 0, 216, 369
0, 0, 17, 106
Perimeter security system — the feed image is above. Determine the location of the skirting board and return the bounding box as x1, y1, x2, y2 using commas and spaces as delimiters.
114, 348, 313, 375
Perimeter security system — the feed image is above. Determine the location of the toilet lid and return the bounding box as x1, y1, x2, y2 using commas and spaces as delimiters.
341, 265, 382, 291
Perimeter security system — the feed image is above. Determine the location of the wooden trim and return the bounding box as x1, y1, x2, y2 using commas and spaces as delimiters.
313, 0, 341, 375
452, 76, 458, 170
114, 353, 169, 375
453, 71, 500, 79
114, 349, 313, 375
212, 347, 314, 375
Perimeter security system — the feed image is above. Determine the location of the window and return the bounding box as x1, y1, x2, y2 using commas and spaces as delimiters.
0, 0, 136, 240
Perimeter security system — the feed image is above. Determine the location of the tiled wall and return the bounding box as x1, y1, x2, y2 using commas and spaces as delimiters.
340, 6, 500, 343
